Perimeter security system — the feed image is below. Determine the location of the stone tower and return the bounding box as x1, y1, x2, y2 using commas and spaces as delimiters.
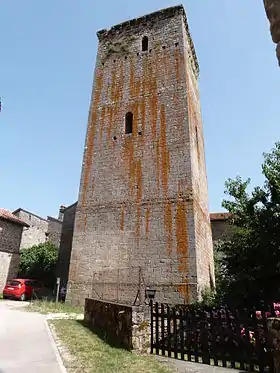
263, 0, 280, 65
67, 5, 214, 306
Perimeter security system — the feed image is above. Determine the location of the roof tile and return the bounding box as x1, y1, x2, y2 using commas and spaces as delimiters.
0, 208, 30, 227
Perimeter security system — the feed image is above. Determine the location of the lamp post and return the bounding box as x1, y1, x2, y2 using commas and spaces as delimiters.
145, 287, 156, 307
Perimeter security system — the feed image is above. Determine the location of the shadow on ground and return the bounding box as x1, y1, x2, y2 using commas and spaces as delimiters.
75, 320, 131, 351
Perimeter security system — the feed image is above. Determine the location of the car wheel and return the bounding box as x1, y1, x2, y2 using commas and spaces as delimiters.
19, 293, 26, 301
3, 295, 8, 300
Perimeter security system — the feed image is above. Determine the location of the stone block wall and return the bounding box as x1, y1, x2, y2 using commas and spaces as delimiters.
47, 216, 63, 248
55, 203, 231, 303
84, 298, 150, 352
0, 252, 20, 290
210, 213, 233, 243
13, 209, 62, 250
57, 202, 77, 285
68, 5, 214, 306
0, 218, 23, 290
13, 210, 48, 249
264, 0, 280, 65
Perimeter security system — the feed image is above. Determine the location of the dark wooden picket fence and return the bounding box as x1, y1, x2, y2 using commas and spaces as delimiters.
150, 302, 275, 372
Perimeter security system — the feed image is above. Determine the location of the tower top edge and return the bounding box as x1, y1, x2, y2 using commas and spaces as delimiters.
96, 4, 199, 76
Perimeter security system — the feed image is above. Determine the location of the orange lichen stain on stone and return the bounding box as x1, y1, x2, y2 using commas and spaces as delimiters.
83, 211, 88, 232
122, 101, 139, 197
156, 140, 160, 193
118, 60, 124, 101
107, 62, 123, 145
106, 106, 114, 143
174, 48, 181, 83
81, 69, 104, 230
145, 207, 150, 239
98, 106, 106, 150
159, 103, 173, 256
91, 176, 95, 198
120, 204, 125, 231
110, 66, 117, 101
177, 283, 189, 304
112, 60, 124, 139
175, 198, 188, 274
186, 66, 201, 165
135, 159, 142, 243
164, 201, 173, 256
175, 181, 189, 303
105, 83, 110, 101
160, 104, 169, 195
130, 56, 135, 98
123, 136, 134, 196
150, 78, 158, 143
140, 58, 147, 138
140, 96, 146, 139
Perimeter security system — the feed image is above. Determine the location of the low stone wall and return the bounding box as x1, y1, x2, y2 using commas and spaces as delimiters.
84, 298, 150, 352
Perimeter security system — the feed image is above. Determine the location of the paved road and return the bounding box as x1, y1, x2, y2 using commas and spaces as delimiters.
0, 300, 64, 373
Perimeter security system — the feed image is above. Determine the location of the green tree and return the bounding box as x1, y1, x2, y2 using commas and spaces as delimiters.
18, 242, 58, 286
218, 142, 280, 308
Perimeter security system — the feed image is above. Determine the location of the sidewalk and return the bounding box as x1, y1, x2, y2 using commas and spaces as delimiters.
0, 300, 65, 373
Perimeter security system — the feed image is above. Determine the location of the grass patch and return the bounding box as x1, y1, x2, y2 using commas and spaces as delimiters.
28, 300, 83, 314
0, 293, 3, 300
50, 319, 173, 373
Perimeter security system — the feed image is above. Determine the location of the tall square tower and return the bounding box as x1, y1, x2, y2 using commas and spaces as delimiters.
67, 5, 214, 305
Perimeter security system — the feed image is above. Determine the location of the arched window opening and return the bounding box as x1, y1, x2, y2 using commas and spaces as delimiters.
142, 36, 149, 52
125, 112, 133, 134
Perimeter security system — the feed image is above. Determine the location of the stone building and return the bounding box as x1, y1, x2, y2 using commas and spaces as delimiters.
56, 202, 77, 287
13, 206, 65, 250
210, 213, 232, 243
67, 5, 215, 306
0, 208, 29, 291
263, 0, 280, 65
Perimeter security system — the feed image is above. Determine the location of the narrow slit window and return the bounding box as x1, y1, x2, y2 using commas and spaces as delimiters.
142, 36, 148, 52
125, 112, 133, 134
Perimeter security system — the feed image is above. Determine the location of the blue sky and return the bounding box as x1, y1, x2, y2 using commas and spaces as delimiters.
0, 1, 279, 219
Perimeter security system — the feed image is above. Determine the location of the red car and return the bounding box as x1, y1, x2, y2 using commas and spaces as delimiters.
2, 279, 44, 301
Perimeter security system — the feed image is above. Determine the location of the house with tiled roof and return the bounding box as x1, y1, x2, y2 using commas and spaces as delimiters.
0, 208, 29, 291
13, 206, 66, 250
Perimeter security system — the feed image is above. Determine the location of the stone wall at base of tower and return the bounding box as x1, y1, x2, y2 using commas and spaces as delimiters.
67, 5, 214, 306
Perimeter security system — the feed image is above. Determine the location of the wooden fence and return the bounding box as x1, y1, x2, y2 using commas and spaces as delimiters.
150, 302, 275, 372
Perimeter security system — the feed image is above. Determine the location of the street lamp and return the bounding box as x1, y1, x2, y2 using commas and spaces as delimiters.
146, 287, 156, 300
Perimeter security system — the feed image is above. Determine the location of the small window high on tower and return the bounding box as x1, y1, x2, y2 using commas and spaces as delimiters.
142, 36, 148, 52
125, 112, 133, 134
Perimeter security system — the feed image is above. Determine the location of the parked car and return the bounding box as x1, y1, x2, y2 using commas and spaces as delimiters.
2, 279, 45, 301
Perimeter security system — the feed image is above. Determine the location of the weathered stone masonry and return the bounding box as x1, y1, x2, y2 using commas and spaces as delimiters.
67, 5, 214, 306
264, 0, 280, 65
57, 202, 77, 286
0, 209, 29, 291
13, 207, 64, 250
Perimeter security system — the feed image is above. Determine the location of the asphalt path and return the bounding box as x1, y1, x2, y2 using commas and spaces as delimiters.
0, 300, 65, 373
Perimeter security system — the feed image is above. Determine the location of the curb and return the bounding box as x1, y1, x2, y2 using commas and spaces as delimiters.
45, 319, 68, 373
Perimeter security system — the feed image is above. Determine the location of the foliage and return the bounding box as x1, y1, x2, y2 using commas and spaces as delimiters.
28, 300, 83, 315
217, 142, 280, 308
18, 242, 58, 287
